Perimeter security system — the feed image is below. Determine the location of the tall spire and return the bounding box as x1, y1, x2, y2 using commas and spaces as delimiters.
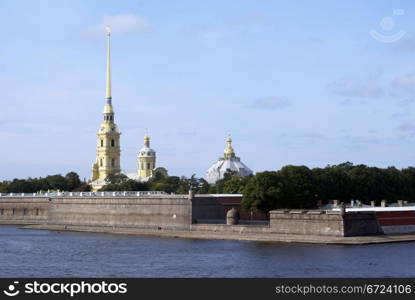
105, 26, 112, 105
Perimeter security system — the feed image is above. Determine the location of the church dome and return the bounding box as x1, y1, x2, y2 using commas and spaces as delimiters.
138, 135, 156, 157
138, 147, 156, 157
205, 137, 253, 183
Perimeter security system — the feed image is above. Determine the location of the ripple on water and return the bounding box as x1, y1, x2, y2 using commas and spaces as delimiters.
0, 226, 415, 277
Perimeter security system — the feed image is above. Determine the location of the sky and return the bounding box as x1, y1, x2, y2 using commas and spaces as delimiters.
1, 0, 415, 181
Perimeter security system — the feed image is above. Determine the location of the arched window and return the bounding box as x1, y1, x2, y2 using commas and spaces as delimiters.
100, 140, 103, 147
100, 159, 103, 167
111, 159, 115, 167
111, 139, 115, 147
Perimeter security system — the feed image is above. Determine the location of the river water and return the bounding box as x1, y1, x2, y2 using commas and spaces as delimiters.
0, 226, 414, 277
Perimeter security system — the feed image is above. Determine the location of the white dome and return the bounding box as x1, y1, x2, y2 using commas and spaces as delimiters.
138, 146, 156, 158
205, 137, 253, 183
206, 156, 253, 184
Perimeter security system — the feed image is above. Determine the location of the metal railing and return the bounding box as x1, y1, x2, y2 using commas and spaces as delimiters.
0, 191, 168, 197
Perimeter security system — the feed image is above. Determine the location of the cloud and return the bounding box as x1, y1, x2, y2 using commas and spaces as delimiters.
227, 11, 267, 26
85, 14, 151, 37
397, 122, 415, 134
339, 98, 352, 105
343, 135, 381, 145
396, 38, 415, 52
397, 97, 415, 107
183, 12, 267, 42
391, 74, 415, 95
199, 29, 227, 41
250, 97, 291, 110
328, 77, 384, 98
182, 24, 228, 41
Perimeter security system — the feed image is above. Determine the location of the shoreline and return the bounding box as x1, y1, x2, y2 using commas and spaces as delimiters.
19, 224, 415, 245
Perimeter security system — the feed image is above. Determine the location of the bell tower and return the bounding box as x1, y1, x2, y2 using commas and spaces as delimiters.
137, 134, 156, 180
91, 26, 121, 183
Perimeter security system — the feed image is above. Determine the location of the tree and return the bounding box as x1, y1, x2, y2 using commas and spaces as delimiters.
148, 175, 181, 194
65, 172, 82, 191
99, 179, 149, 191
45, 175, 68, 191
277, 165, 315, 208
312, 164, 352, 203
242, 171, 281, 213
222, 175, 252, 194
105, 173, 129, 184
402, 167, 415, 201
7, 179, 38, 193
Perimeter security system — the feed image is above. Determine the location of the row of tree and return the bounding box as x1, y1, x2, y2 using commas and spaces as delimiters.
2, 163, 415, 214
0, 172, 90, 193
242, 163, 415, 213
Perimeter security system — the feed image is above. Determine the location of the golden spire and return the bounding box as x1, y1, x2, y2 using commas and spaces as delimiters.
224, 135, 235, 159
105, 26, 112, 104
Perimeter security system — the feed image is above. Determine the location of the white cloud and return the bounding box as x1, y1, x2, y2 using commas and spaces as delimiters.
85, 14, 151, 37
391, 74, 415, 92
397, 122, 415, 134
250, 97, 291, 110
396, 38, 415, 52
328, 77, 384, 98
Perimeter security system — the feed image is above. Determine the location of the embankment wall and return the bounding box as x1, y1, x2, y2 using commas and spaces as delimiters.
0, 197, 49, 225
2, 195, 414, 238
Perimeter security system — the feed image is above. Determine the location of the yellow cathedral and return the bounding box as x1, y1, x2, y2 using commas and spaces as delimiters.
89, 27, 158, 191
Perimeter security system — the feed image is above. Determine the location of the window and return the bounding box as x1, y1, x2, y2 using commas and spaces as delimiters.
0, 209, 3, 216
111, 139, 115, 147
100, 140, 103, 147
36, 209, 39, 216
147, 162, 150, 169
110, 116, 113, 121
23, 209, 27, 216
100, 159, 103, 167
111, 159, 115, 167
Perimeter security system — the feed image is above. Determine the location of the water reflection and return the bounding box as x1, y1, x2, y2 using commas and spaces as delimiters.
0, 226, 414, 277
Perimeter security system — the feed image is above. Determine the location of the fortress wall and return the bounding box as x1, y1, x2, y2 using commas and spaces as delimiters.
0, 197, 49, 224
269, 210, 383, 237
48, 196, 192, 230
0, 195, 227, 230
269, 210, 345, 236
192, 195, 226, 222
343, 212, 383, 236
0, 196, 390, 238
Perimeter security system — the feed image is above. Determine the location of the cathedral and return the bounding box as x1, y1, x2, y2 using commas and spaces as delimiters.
89, 27, 253, 190
89, 27, 157, 191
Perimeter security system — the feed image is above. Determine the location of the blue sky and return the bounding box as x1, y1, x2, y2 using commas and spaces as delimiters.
1, 0, 415, 180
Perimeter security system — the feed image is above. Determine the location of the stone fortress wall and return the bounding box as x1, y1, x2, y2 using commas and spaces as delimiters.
1, 192, 414, 242
0, 197, 49, 225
